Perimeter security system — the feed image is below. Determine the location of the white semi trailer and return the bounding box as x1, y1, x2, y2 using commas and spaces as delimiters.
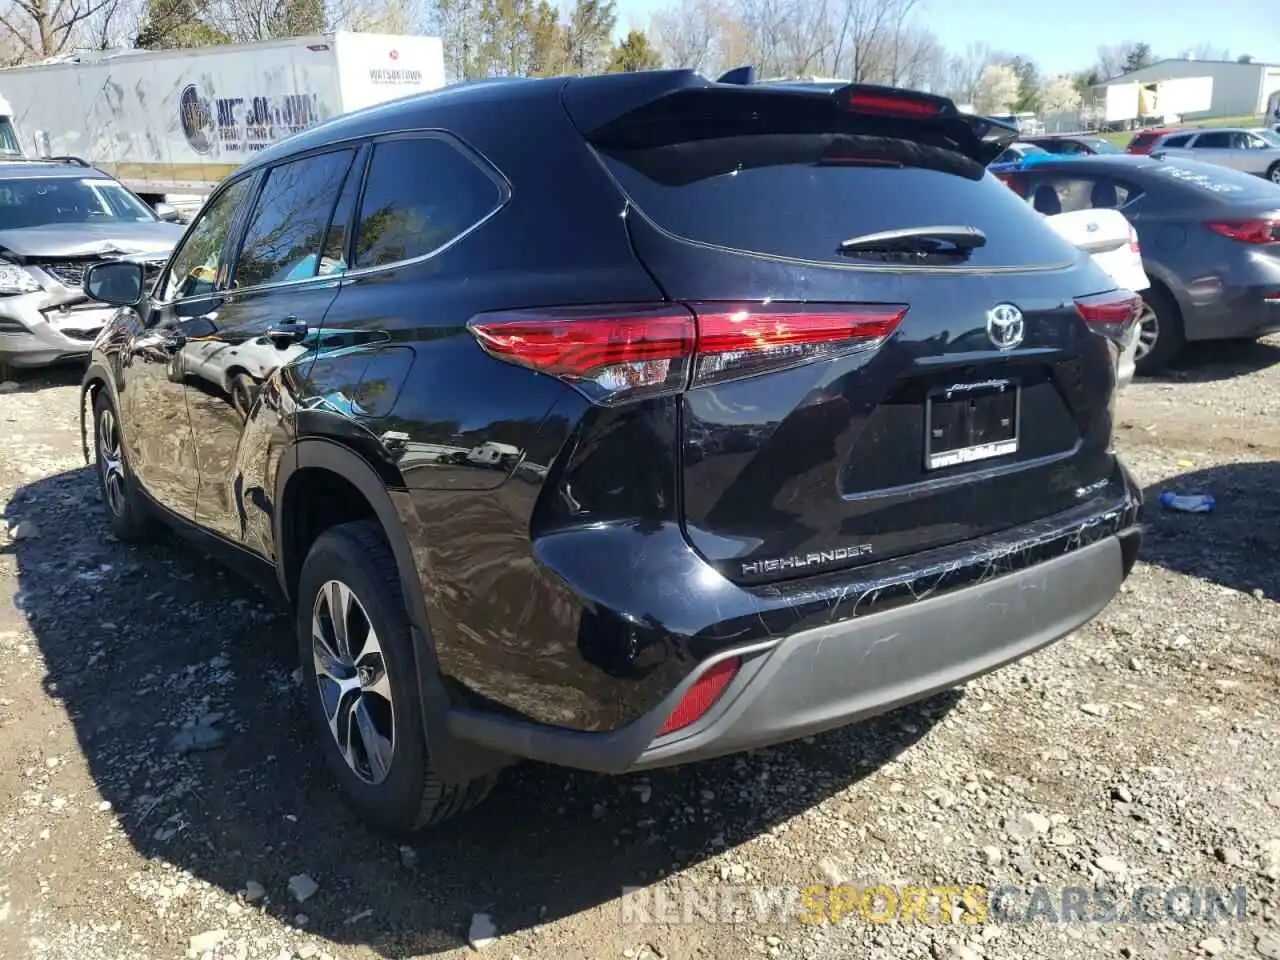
0, 32, 446, 205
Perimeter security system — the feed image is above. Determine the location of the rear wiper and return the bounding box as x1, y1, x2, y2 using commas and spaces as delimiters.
837, 225, 987, 259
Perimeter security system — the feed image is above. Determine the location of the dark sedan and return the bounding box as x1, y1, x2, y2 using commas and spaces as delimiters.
1025, 135, 1123, 156
995, 154, 1280, 372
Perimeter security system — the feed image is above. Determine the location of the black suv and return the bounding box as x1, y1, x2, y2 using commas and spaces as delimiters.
78, 70, 1143, 835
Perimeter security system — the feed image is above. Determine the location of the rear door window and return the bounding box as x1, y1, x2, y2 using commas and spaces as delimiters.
598, 132, 1074, 268
1193, 132, 1231, 149
1162, 134, 1193, 148
352, 136, 504, 269
231, 149, 356, 289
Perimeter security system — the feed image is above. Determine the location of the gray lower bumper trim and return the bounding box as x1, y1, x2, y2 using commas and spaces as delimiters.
447, 535, 1124, 773
632, 535, 1122, 769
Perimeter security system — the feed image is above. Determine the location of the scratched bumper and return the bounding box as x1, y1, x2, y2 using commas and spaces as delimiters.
628, 533, 1125, 770
447, 529, 1135, 774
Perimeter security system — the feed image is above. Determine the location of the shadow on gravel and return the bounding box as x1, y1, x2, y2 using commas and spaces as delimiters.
1143, 338, 1280, 385
5, 465, 954, 958
1140, 460, 1280, 598
0, 362, 84, 394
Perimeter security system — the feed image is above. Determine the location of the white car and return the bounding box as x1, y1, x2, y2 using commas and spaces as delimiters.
1044, 207, 1150, 389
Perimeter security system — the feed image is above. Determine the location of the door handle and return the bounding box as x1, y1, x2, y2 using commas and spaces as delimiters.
267, 316, 308, 348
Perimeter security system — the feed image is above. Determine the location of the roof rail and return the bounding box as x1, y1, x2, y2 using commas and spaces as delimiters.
46, 155, 91, 167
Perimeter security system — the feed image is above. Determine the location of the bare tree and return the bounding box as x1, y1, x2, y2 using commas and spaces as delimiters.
0, 0, 117, 60
649, 0, 721, 72
76, 0, 140, 49
936, 41, 996, 103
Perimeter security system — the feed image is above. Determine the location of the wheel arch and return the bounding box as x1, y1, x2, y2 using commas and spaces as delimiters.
274, 438, 511, 782
79, 361, 116, 465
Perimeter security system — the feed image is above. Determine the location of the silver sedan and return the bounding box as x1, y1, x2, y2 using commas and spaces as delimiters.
1151, 127, 1280, 183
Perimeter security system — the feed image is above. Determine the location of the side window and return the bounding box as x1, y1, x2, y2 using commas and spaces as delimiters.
1246, 134, 1271, 150
230, 149, 356, 289
1162, 134, 1193, 148
161, 177, 252, 302
1058, 141, 1082, 154
1193, 132, 1231, 149
352, 137, 502, 269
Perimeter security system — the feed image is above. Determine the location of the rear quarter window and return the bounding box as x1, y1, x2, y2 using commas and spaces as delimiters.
352, 136, 504, 269
598, 133, 1076, 269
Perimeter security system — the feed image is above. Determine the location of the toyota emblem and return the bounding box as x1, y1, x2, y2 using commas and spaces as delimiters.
986, 303, 1025, 351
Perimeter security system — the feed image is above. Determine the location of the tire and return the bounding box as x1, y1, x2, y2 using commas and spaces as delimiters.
296, 519, 496, 835
1133, 284, 1185, 375
1268, 161, 1280, 186
92, 389, 155, 541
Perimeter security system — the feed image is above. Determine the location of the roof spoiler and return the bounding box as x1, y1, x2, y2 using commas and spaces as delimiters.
565, 73, 1020, 166
716, 66, 756, 85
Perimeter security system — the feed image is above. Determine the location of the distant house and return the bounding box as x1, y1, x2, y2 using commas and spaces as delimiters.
1095, 59, 1280, 120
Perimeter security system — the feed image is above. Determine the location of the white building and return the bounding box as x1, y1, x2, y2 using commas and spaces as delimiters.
1096, 58, 1280, 120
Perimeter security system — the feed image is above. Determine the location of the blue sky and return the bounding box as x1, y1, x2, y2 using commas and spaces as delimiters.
616, 0, 1279, 77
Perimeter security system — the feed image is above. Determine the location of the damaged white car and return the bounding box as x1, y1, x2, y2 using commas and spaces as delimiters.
0, 159, 183, 370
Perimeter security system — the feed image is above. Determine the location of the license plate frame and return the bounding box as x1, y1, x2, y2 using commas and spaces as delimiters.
924, 379, 1020, 470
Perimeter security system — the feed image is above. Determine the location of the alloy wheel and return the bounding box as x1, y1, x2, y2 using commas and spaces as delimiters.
97, 405, 127, 517
311, 580, 396, 785
1135, 302, 1159, 360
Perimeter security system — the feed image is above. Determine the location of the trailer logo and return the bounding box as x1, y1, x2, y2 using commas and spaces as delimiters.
369, 48, 422, 85
178, 83, 324, 156
179, 83, 216, 155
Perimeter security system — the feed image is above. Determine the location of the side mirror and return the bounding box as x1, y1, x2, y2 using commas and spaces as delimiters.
153, 202, 181, 223
84, 260, 145, 307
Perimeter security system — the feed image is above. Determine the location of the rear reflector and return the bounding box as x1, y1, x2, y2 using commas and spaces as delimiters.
469, 302, 907, 405
1206, 219, 1280, 244
656, 657, 740, 736
1076, 290, 1143, 345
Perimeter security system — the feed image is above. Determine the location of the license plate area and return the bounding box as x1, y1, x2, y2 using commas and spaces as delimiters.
925, 380, 1020, 470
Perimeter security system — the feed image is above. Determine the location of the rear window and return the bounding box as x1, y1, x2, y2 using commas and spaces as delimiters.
598, 133, 1075, 268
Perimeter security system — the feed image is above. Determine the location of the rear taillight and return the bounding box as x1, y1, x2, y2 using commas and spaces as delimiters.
1207, 219, 1280, 244
1128, 225, 1141, 254
1076, 290, 1143, 345
469, 302, 907, 405
656, 657, 740, 736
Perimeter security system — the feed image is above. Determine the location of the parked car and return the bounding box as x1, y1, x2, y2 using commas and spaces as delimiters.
1149, 127, 1280, 183
0, 158, 183, 369
1025, 136, 1123, 156
995, 154, 1280, 372
1126, 127, 1180, 155
1042, 208, 1149, 388
991, 141, 1050, 165
78, 72, 1143, 835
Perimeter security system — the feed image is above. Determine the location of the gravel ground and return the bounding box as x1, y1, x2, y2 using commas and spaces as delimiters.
1, 341, 1279, 960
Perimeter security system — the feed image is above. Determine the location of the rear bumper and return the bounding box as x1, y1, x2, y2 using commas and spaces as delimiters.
1183, 283, 1280, 342
448, 526, 1140, 773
